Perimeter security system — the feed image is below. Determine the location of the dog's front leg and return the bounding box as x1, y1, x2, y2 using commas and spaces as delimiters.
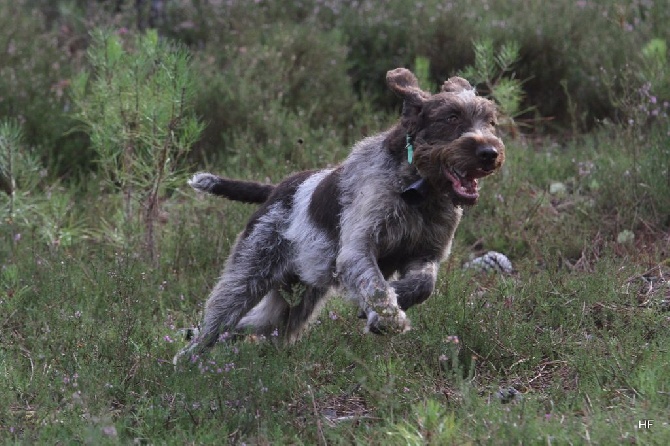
337, 247, 411, 334
356, 260, 438, 319
392, 261, 438, 311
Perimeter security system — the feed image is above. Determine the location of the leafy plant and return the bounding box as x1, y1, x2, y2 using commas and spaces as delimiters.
0, 119, 85, 251
413, 56, 437, 93
387, 399, 459, 445
459, 39, 528, 129
0, 120, 35, 250
0, 121, 26, 202
71, 28, 204, 261
641, 38, 669, 100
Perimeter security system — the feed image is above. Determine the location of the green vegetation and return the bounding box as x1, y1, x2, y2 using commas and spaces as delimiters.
71, 28, 203, 261
1, 0, 669, 444
458, 39, 527, 128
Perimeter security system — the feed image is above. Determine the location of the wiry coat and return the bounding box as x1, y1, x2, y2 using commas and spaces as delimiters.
174, 68, 505, 364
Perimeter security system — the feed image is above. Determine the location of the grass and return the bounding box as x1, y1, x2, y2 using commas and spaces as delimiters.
1, 0, 670, 443
2, 132, 669, 444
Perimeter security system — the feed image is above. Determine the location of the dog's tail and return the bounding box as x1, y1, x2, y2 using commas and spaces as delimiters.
188, 172, 275, 204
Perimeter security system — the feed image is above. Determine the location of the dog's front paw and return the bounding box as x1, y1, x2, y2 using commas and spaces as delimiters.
365, 307, 411, 334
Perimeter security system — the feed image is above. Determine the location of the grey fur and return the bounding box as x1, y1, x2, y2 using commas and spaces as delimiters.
174, 68, 505, 365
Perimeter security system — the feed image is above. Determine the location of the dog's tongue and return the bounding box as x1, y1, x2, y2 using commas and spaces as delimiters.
458, 177, 478, 195
444, 169, 479, 201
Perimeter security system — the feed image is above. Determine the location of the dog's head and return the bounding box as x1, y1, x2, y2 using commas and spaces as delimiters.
387, 68, 505, 205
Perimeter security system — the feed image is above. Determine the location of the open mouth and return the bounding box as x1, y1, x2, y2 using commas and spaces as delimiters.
443, 166, 494, 204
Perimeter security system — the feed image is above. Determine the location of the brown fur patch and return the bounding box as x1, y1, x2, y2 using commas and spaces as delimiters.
308, 167, 343, 241
241, 170, 316, 239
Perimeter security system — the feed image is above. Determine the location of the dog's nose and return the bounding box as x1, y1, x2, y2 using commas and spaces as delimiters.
476, 145, 499, 163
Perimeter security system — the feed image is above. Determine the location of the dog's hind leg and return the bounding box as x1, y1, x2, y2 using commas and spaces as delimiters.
282, 287, 329, 343
174, 205, 293, 364
236, 286, 329, 343
236, 289, 290, 337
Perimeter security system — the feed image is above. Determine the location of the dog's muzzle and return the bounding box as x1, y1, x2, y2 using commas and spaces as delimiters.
444, 143, 504, 205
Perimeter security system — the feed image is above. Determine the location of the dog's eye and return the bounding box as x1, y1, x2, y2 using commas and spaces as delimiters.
446, 114, 459, 124
490, 120, 497, 127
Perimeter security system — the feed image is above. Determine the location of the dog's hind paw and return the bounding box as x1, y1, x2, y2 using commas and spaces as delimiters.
365, 308, 411, 335
172, 340, 206, 369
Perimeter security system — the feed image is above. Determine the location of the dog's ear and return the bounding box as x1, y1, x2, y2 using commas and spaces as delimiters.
442, 77, 476, 95
387, 68, 429, 129
386, 68, 430, 105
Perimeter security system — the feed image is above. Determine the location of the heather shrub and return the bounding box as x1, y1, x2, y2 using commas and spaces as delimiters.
597, 64, 670, 232
191, 23, 358, 172
76, 0, 668, 133
416, 0, 659, 130
0, 0, 89, 175
336, 0, 668, 129
10, 0, 670, 150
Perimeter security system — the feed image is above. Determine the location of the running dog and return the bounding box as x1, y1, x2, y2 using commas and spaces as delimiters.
174, 68, 505, 364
